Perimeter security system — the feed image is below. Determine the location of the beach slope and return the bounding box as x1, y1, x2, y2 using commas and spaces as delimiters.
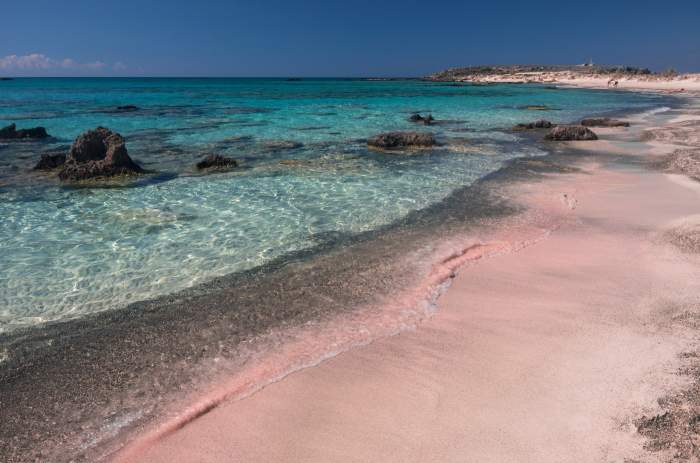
115, 106, 700, 462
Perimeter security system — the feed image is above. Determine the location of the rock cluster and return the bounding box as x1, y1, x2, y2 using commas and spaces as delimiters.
58, 127, 144, 180
33, 152, 66, 170
0, 123, 49, 140
513, 120, 553, 130
544, 125, 598, 141
580, 118, 630, 128
408, 113, 434, 125
196, 154, 238, 170
367, 132, 436, 149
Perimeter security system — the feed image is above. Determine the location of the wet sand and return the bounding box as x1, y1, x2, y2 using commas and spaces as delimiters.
113, 108, 700, 461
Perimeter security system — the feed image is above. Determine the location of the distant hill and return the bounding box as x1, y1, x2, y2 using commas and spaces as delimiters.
427, 64, 656, 81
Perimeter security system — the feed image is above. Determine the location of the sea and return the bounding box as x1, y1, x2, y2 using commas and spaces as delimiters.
0, 78, 672, 462
0, 78, 667, 332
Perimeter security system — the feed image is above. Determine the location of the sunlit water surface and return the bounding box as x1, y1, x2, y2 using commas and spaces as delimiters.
0, 78, 666, 331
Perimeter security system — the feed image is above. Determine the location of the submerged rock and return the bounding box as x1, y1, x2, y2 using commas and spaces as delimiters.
0, 123, 50, 140
581, 117, 630, 128
59, 127, 144, 180
96, 105, 140, 114
261, 140, 303, 151
408, 113, 435, 125
196, 154, 238, 170
367, 131, 436, 149
520, 105, 554, 111
33, 152, 66, 170
513, 119, 553, 130
544, 125, 598, 141
116, 105, 140, 112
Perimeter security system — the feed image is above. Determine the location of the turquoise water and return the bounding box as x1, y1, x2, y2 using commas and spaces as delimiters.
0, 78, 666, 332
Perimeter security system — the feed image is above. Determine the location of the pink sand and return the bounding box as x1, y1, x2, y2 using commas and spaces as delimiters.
113, 123, 700, 462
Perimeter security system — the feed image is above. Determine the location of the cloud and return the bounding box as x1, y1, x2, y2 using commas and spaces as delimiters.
113, 61, 127, 71
0, 53, 109, 72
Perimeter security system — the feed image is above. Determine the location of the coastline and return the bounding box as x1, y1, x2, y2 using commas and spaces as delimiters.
0, 90, 563, 461
1, 83, 698, 462
427, 66, 700, 95
557, 76, 700, 95
112, 93, 700, 462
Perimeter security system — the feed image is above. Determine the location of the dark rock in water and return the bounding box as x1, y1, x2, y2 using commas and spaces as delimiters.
513, 120, 553, 130
544, 125, 598, 141
367, 131, 436, 149
97, 105, 140, 114
196, 154, 238, 170
0, 77, 14, 81
580, 117, 630, 128
116, 105, 140, 112
59, 127, 144, 180
33, 152, 66, 170
0, 124, 16, 139
408, 113, 435, 125
261, 140, 303, 151
0, 123, 50, 140
19, 127, 48, 139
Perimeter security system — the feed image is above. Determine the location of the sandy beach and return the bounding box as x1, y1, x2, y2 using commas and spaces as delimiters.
3, 2, 699, 461
429, 66, 700, 95
109, 91, 700, 462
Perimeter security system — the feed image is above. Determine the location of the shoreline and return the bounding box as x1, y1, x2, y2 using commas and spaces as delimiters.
0, 85, 695, 462
0, 100, 573, 461
427, 66, 700, 95
112, 95, 700, 461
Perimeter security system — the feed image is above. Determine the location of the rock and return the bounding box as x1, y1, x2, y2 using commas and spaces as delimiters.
19, 127, 49, 138
261, 140, 303, 151
59, 127, 144, 180
116, 105, 140, 112
408, 113, 435, 125
544, 125, 598, 141
33, 152, 66, 170
0, 124, 16, 139
513, 119, 553, 130
580, 117, 630, 128
520, 105, 553, 111
367, 132, 436, 149
0, 123, 50, 140
196, 154, 238, 170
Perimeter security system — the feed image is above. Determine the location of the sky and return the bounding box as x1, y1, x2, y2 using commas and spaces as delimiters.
2, 0, 699, 77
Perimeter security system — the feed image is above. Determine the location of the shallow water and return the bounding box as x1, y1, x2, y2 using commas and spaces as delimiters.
0, 78, 666, 332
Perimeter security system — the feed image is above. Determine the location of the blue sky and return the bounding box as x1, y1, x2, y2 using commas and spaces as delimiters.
2, 0, 699, 76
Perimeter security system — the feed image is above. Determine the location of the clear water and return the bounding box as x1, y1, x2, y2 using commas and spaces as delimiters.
0, 78, 665, 332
